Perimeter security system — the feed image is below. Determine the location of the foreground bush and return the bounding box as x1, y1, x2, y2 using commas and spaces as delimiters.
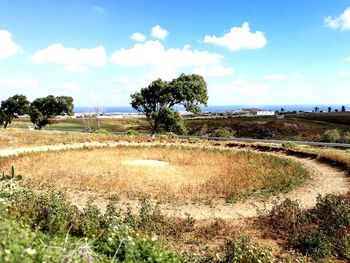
0, 184, 181, 262
268, 194, 350, 261
221, 235, 274, 262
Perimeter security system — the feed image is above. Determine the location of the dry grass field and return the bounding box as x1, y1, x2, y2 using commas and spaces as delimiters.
1, 146, 309, 203
0, 128, 120, 149
1, 130, 350, 261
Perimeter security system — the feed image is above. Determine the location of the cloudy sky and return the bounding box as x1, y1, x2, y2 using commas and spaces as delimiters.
0, 0, 350, 106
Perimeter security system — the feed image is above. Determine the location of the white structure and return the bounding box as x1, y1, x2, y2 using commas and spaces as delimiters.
256, 110, 275, 116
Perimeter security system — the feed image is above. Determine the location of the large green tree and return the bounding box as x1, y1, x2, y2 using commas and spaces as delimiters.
29, 95, 74, 129
131, 73, 208, 134
0, 94, 30, 128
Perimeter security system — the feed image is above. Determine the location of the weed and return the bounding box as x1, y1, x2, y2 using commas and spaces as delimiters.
282, 141, 298, 149
221, 235, 274, 263
126, 129, 140, 138
267, 194, 350, 261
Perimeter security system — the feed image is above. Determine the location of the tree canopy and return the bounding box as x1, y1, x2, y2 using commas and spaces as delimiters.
130, 73, 208, 134
0, 95, 30, 128
29, 95, 74, 129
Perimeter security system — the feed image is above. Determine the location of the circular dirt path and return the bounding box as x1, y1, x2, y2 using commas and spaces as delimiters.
1, 141, 349, 220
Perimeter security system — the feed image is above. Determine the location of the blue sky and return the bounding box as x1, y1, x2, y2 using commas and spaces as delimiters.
0, 0, 350, 106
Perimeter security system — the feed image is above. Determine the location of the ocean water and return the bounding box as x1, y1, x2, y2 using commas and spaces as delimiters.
74, 105, 350, 114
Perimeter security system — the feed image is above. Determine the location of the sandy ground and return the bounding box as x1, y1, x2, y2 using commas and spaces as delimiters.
1, 141, 349, 220
122, 159, 169, 167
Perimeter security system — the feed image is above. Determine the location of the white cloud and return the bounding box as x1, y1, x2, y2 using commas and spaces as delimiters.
130, 32, 147, 42
194, 65, 234, 77
204, 23, 267, 51
338, 70, 350, 76
263, 74, 287, 81
111, 40, 224, 80
151, 25, 169, 40
212, 77, 270, 104
63, 82, 80, 92
347, 56, 350, 61
0, 77, 38, 88
31, 44, 107, 72
324, 7, 350, 30
93, 6, 105, 13
116, 76, 131, 84
0, 30, 21, 59
144, 68, 178, 81
294, 72, 304, 79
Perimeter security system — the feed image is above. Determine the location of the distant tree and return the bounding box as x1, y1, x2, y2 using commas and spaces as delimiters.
29, 95, 74, 129
130, 73, 208, 134
328, 107, 332, 113
0, 95, 30, 128
314, 106, 319, 112
0, 109, 6, 127
335, 109, 339, 112
82, 106, 104, 132
341, 106, 346, 112
280, 108, 285, 113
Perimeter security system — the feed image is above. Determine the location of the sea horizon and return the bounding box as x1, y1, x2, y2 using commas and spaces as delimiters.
74, 104, 350, 114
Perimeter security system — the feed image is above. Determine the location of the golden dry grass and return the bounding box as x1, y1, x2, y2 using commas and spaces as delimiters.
2, 146, 309, 203
0, 129, 122, 149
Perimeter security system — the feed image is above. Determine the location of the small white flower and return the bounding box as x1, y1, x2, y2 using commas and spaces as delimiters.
24, 247, 36, 256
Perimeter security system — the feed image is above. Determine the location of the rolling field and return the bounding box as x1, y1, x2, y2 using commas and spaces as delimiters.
11, 113, 350, 142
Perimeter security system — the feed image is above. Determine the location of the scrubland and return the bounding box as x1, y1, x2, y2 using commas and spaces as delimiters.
0, 129, 350, 262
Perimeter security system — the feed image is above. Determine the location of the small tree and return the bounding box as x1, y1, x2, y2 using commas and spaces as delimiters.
0, 95, 30, 128
341, 106, 346, 112
82, 106, 104, 132
131, 73, 208, 134
327, 107, 332, 113
29, 95, 74, 129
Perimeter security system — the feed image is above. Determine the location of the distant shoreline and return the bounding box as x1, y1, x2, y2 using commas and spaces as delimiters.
74, 105, 350, 114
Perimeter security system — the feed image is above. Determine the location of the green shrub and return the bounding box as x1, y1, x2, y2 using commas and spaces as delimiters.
268, 199, 301, 234
94, 128, 110, 134
322, 129, 341, 143
268, 194, 350, 260
159, 134, 168, 139
342, 131, 350, 143
222, 235, 274, 262
166, 132, 178, 139
126, 129, 140, 138
281, 141, 298, 149
0, 186, 182, 262
289, 227, 333, 260
210, 127, 235, 138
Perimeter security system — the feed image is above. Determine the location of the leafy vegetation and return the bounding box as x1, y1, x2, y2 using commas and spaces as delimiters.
0, 94, 30, 128
281, 141, 298, 149
209, 127, 235, 138
29, 95, 74, 129
131, 74, 208, 134
268, 194, 350, 261
0, 181, 182, 262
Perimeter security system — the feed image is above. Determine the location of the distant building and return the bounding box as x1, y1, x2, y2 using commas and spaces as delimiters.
256, 110, 275, 116
224, 108, 275, 117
